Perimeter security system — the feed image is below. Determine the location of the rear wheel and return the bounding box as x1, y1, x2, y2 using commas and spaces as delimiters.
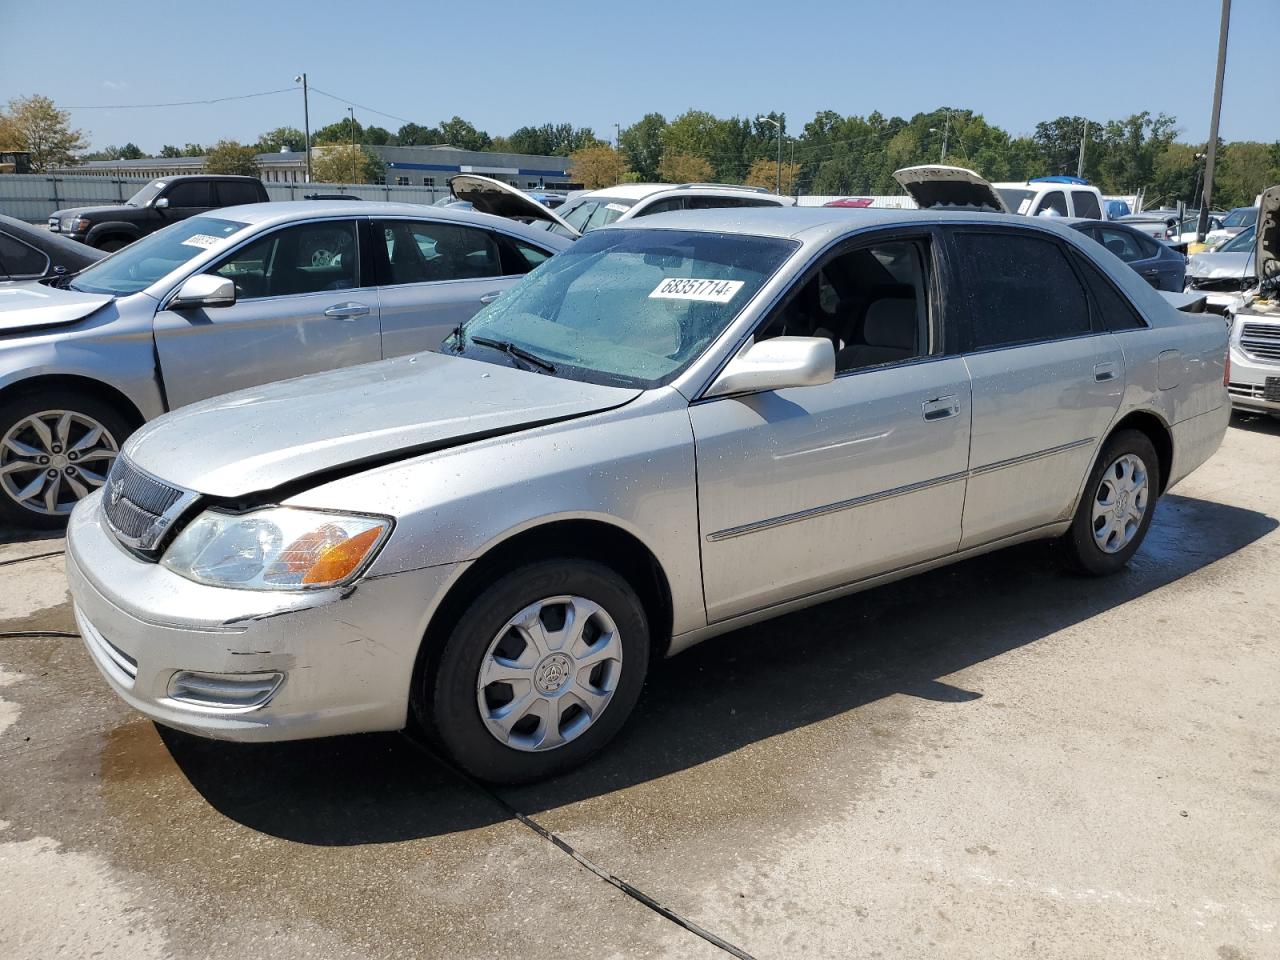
422, 558, 650, 784
94, 237, 130, 252
0, 390, 130, 529
1060, 429, 1160, 576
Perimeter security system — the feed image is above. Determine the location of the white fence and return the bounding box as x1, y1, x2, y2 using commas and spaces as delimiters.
0, 174, 452, 222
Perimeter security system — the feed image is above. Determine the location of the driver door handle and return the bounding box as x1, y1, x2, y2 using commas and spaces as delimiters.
921, 396, 961, 421
324, 302, 371, 320
1094, 361, 1119, 382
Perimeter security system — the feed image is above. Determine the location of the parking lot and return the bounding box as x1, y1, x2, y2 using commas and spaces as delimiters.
0, 413, 1273, 959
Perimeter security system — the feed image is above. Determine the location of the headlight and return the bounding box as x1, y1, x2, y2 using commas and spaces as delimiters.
161, 507, 391, 591
61, 216, 90, 232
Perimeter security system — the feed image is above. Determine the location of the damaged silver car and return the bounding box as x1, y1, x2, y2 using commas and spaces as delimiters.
67, 207, 1229, 783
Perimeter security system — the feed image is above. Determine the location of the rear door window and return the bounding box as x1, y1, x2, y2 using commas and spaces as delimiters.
1071, 191, 1102, 219
1034, 191, 1069, 217
1071, 251, 1149, 331
164, 181, 214, 208
379, 220, 502, 284
633, 197, 685, 217
1095, 227, 1146, 263
216, 180, 263, 206
948, 230, 1093, 351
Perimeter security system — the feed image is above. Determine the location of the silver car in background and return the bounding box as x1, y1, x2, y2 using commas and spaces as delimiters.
0, 202, 569, 527
66, 208, 1229, 783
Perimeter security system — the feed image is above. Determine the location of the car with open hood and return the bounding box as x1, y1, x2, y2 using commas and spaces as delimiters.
0, 200, 568, 527
449, 174, 793, 239
1223, 186, 1280, 416
893, 166, 1108, 220
1186, 225, 1257, 312
66, 205, 1229, 784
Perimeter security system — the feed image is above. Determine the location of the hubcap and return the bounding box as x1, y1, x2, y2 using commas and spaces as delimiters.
476, 595, 623, 752
0, 410, 118, 517
1091, 453, 1149, 554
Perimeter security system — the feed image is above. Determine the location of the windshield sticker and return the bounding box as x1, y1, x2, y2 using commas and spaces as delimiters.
181, 234, 224, 249
605, 202, 629, 213
1017, 198, 1032, 214
649, 278, 745, 303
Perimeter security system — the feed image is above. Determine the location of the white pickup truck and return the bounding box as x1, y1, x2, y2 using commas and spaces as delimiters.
1225, 186, 1280, 417
894, 166, 1108, 220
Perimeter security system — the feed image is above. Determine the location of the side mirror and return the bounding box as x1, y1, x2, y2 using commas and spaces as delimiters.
153, 197, 170, 210
705, 336, 835, 399
170, 274, 236, 309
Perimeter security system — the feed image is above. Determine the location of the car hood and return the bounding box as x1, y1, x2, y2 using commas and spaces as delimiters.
51, 204, 134, 220
892, 165, 1010, 213
124, 351, 641, 498
1186, 251, 1255, 279
449, 175, 579, 237
1257, 185, 1278, 290
0, 282, 113, 333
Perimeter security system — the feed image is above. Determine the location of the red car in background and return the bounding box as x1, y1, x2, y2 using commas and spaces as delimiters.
824, 197, 875, 208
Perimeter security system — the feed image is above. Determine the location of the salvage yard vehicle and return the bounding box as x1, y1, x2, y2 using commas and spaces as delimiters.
1068, 218, 1186, 291
66, 207, 1230, 784
1224, 186, 1280, 416
450, 174, 793, 239
47, 175, 269, 251
0, 213, 104, 281
1186, 225, 1257, 313
893, 166, 1108, 220
0, 201, 569, 526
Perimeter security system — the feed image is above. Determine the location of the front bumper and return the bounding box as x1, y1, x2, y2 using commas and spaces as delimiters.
1227, 343, 1280, 414
65, 491, 465, 742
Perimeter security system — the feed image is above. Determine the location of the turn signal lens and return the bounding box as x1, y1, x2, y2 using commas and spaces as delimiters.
300, 527, 385, 585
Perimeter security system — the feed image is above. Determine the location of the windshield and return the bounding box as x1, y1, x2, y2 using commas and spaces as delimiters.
556, 197, 637, 236
125, 180, 165, 207
1223, 208, 1258, 228
1221, 225, 1257, 253
454, 227, 798, 388
995, 188, 1035, 215
68, 216, 248, 296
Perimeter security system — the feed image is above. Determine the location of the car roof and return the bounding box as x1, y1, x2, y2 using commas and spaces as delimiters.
574, 183, 773, 202
207, 200, 574, 247
604, 205, 1082, 244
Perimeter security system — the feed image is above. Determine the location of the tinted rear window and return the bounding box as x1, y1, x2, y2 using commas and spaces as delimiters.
1071, 191, 1102, 219
216, 180, 262, 206
950, 231, 1092, 351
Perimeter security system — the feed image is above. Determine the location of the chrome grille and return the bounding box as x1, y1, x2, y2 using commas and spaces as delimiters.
102, 455, 196, 555
1240, 323, 1280, 363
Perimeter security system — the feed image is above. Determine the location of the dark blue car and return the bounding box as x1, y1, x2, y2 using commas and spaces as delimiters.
1069, 219, 1186, 292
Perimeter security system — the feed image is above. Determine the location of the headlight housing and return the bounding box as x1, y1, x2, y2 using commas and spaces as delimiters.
61, 216, 91, 233
161, 507, 392, 591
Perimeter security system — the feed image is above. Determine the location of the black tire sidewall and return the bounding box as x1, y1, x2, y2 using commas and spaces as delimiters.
428, 559, 650, 784
0, 389, 133, 529
1066, 430, 1161, 576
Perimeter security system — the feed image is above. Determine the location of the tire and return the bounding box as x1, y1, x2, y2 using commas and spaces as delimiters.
422, 558, 650, 784
0, 389, 132, 529
94, 237, 130, 252
1060, 429, 1161, 576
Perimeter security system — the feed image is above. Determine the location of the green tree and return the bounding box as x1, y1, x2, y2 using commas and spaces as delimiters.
159, 144, 184, 158
204, 139, 260, 176
507, 123, 601, 157
83, 142, 146, 161
311, 144, 381, 184
255, 126, 307, 153
657, 151, 713, 184
744, 157, 799, 194
1217, 141, 1278, 208
619, 113, 667, 181
313, 117, 363, 146
363, 125, 393, 146
395, 122, 441, 146
0, 94, 87, 170
438, 116, 491, 151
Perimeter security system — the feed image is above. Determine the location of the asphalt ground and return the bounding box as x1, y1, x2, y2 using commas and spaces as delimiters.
1, 414, 1277, 959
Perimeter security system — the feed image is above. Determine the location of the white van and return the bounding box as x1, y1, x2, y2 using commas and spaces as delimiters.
894, 166, 1108, 220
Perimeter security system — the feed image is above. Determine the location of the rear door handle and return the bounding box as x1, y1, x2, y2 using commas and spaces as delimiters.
324, 302, 371, 320
921, 396, 961, 421
479, 291, 503, 305
1094, 361, 1119, 382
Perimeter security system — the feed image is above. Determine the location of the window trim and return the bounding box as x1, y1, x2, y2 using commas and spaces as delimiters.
1066, 245, 1151, 332
943, 225, 1101, 356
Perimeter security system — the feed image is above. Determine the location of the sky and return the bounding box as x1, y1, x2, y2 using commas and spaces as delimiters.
1, 0, 1276, 154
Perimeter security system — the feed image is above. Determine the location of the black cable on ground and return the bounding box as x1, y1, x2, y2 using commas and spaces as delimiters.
402, 735, 758, 960
0, 631, 79, 640
0, 550, 65, 568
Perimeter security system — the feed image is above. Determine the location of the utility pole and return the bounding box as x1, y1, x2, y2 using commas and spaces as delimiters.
294, 73, 311, 183
348, 106, 356, 183
1198, 0, 1231, 243
1076, 121, 1088, 179
940, 109, 951, 163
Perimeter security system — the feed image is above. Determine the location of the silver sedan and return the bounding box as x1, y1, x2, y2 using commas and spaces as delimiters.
0, 201, 570, 527
66, 207, 1229, 783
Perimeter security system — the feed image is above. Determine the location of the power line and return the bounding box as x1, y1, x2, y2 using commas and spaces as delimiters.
307, 86, 416, 126
65, 87, 296, 110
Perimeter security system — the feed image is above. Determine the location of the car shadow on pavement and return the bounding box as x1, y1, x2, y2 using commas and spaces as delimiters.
160, 492, 1276, 845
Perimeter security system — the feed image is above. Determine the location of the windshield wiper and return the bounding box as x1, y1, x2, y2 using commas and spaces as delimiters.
469, 335, 556, 373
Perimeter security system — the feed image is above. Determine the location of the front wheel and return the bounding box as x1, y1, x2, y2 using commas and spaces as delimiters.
1060, 430, 1160, 576
423, 559, 650, 784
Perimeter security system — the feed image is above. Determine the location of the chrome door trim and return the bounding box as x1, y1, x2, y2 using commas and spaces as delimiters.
705, 435, 1096, 543
705, 470, 968, 543
967, 436, 1096, 477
